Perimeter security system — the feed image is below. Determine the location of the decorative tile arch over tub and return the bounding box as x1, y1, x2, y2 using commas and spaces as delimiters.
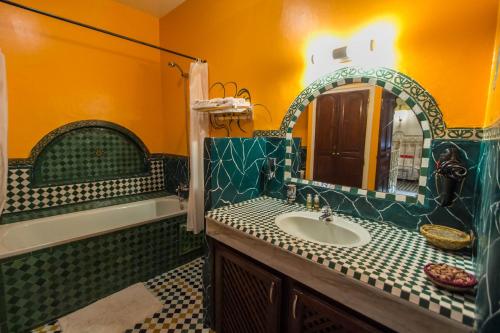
276, 67, 454, 205
3, 120, 166, 216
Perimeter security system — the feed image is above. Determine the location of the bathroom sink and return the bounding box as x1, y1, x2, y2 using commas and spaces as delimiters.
275, 212, 371, 247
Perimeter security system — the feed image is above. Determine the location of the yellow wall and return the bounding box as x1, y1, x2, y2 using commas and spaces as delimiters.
0, 0, 164, 157
485, 2, 500, 127
160, 0, 498, 156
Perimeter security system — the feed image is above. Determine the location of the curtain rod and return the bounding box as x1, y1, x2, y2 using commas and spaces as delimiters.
0, 0, 206, 63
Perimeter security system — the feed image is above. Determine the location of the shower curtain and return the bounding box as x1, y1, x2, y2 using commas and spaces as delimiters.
0, 50, 7, 216
187, 61, 209, 234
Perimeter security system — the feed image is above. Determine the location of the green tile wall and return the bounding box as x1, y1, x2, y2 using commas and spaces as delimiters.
0, 215, 203, 333
475, 131, 500, 332
32, 127, 148, 187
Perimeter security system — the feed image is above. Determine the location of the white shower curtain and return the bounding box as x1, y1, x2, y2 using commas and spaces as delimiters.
187, 61, 209, 234
0, 50, 7, 216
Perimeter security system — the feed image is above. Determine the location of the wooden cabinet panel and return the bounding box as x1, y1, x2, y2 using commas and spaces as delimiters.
288, 287, 386, 333
213, 241, 390, 333
215, 244, 282, 333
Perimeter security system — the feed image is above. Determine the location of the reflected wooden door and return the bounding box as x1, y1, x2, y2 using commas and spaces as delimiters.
375, 90, 397, 192
313, 90, 368, 187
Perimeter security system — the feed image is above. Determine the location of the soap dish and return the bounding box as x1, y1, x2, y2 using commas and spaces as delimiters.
420, 224, 472, 250
424, 263, 477, 293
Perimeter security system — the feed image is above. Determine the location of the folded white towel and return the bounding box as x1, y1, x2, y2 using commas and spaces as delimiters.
193, 97, 250, 111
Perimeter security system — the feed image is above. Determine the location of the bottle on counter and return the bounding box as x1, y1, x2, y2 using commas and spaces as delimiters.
313, 194, 320, 211
306, 193, 313, 209
287, 184, 297, 204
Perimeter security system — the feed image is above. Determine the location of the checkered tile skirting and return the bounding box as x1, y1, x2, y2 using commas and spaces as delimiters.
207, 197, 476, 327
3, 159, 165, 214
33, 258, 210, 333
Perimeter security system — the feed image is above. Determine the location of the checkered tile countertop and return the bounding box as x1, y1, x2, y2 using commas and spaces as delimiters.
206, 196, 476, 327
33, 258, 210, 333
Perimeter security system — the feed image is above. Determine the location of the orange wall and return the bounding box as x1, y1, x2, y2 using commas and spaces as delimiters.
160, 0, 498, 156
485, 2, 500, 127
0, 0, 164, 158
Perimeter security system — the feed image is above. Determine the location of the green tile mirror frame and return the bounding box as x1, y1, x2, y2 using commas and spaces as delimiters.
2, 120, 166, 217
255, 67, 483, 206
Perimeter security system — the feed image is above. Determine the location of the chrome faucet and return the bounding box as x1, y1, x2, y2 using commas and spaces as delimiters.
319, 205, 333, 222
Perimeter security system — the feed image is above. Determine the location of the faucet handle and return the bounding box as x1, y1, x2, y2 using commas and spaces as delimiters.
321, 205, 332, 214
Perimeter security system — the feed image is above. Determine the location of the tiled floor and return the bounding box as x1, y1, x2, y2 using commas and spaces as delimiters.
32, 257, 210, 333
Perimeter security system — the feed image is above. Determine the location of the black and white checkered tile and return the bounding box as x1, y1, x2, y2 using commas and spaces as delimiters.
207, 196, 476, 327
33, 258, 209, 333
5, 160, 165, 214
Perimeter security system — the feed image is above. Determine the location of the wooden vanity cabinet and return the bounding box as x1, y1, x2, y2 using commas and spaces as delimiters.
288, 287, 386, 333
214, 241, 391, 333
215, 243, 282, 333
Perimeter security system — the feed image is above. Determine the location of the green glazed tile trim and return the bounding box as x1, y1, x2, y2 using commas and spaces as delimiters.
0, 191, 169, 224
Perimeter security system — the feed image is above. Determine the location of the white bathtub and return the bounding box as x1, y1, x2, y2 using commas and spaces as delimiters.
0, 196, 187, 260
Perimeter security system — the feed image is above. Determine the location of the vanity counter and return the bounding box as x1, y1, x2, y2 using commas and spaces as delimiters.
206, 196, 475, 332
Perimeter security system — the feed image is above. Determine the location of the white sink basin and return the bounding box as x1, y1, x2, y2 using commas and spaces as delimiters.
275, 212, 371, 247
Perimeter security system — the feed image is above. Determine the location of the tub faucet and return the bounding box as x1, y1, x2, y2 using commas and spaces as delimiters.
176, 183, 189, 202
319, 205, 333, 222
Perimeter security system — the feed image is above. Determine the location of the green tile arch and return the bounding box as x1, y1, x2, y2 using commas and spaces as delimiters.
276, 67, 446, 205
15, 120, 151, 187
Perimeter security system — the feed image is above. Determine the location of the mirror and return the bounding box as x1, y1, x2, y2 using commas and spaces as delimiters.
291, 84, 424, 197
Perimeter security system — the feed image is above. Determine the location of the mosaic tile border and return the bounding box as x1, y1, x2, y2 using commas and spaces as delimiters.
3, 158, 165, 214
11, 120, 151, 166
254, 67, 482, 140
254, 67, 483, 205
482, 120, 500, 140
2, 121, 178, 216
0, 191, 169, 224
207, 196, 476, 327
280, 67, 439, 205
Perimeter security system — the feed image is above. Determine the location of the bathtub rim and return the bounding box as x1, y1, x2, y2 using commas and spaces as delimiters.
0, 195, 187, 261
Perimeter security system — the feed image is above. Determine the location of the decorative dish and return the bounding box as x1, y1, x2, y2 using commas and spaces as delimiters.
424, 263, 477, 292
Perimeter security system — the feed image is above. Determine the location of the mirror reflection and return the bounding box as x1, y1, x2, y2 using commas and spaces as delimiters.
292, 84, 423, 197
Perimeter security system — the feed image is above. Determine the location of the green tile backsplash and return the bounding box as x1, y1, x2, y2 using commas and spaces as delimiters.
475, 127, 500, 333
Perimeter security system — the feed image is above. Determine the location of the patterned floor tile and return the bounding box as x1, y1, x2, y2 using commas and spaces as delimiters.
32, 258, 209, 333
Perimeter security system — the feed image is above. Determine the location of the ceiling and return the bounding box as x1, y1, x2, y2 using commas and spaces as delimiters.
115, 0, 186, 17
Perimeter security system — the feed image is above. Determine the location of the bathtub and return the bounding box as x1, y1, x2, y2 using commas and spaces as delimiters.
0, 195, 187, 260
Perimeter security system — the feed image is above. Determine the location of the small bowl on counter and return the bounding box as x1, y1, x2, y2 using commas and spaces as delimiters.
420, 224, 472, 250
424, 263, 477, 293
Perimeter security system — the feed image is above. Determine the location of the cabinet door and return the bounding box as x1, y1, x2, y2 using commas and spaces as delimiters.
289, 288, 386, 333
215, 245, 282, 333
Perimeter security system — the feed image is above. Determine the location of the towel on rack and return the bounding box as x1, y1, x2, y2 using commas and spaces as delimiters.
0, 50, 7, 216
192, 97, 250, 111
